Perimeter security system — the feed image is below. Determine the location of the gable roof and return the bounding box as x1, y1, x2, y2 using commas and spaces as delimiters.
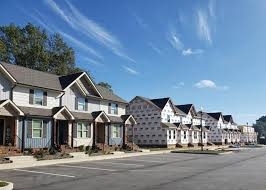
150, 97, 170, 109
1, 62, 62, 91
223, 115, 236, 124
59, 72, 84, 89
96, 85, 127, 104
207, 112, 223, 121
176, 104, 193, 115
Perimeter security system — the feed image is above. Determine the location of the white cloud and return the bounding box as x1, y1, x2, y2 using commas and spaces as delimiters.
168, 30, 184, 51
195, 80, 228, 90
45, 0, 135, 63
197, 9, 212, 44
148, 43, 162, 55
195, 80, 216, 88
60, 31, 103, 60
123, 66, 139, 75
172, 82, 185, 89
80, 56, 103, 66
182, 48, 204, 56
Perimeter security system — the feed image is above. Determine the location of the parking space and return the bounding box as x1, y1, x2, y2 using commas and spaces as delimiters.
0, 148, 266, 190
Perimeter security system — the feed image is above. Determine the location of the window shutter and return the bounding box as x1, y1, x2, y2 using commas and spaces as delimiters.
75, 97, 78, 110
108, 103, 111, 114
73, 123, 77, 138
115, 104, 118, 114
29, 89, 34, 104
43, 91, 47, 106
27, 119, 32, 138
43, 120, 48, 138
85, 98, 88, 111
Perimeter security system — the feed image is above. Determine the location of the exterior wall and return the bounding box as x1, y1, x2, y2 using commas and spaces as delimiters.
239, 126, 257, 143
0, 72, 11, 100
188, 130, 199, 144
68, 122, 94, 147
126, 97, 167, 146
100, 100, 126, 116
177, 129, 189, 144
13, 86, 60, 109
107, 124, 123, 145
18, 118, 52, 149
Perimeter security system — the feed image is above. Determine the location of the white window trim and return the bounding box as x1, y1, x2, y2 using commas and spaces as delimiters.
112, 124, 121, 138
77, 122, 89, 138
77, 98, 86, 111
34, 90, 44, 106
110, 103, 118, 115
32, 119, 43, 138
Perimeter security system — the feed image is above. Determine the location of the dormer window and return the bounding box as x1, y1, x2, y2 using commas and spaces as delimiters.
34, 90, 44, 105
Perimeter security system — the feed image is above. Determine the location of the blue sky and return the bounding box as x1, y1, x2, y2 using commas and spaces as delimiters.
1, 0, 266, 124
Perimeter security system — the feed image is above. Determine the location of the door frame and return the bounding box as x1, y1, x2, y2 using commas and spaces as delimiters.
0, 118, 5, 146
57, 120, 69, 145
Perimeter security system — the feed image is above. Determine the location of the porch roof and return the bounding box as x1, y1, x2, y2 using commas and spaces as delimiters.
109, 115, 123, 123
161, 122, 177, 129
0, 99, 24, 116
72, 111, 93, 121
19, 106, 53, 117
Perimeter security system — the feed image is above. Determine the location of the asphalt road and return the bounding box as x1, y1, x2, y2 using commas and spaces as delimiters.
1, 147, 266, 190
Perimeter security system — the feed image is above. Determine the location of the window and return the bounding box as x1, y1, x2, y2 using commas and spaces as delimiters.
34, 90, 43, 105
112, 124, 121, 138
194, 132, 198, 139
77, 98, 85, 111
184, 131, 187, 139
77, 123, 89, 138
169, 130, 172, 139
32, 120, 43, 138
173, 130, 176, 139
167, 115, 170, 122
110, 103, 118, 114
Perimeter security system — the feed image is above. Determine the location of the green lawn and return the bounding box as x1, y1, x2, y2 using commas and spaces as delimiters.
171, 149, 231, 155
0, 181, 8, 187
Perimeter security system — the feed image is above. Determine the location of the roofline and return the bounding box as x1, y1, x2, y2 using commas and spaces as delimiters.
53, 106, 75, 120
63, 72, 103, 99
0, 99, 24, 116
0, 64, 17, 83
17, 83, 63, 92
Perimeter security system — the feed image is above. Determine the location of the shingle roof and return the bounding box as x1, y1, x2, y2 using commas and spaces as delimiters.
161, 122, 178, 129
109, 116, 123, 123
1, 62, 63, 91
207, 112, 223, 120
72, 111, 93, 121
59, 72, 84, 89
176, 104, 193, 114
150, 97, 170, 109
96, 85, 127, 104
19, 106, 54, 117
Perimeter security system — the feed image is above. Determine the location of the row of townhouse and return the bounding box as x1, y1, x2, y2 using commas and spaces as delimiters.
0, 62, 136, 151
126, 96, 208, 148
126, 96, 247, 148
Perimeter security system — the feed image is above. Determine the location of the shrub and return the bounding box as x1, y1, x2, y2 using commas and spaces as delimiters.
78, 145, 85, 152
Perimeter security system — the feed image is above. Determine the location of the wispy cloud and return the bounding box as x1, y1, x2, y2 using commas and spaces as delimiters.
148, 43, 162, 55
80, 56, 103, 66
195, 80, 228, 90
182, 48, 204, 56
123, 66, 139, 75
59, 31, 103, 60
197, 9, 212, 44
132, 13, 149, 30
208, 0, 216, 19
168, 29, 184, 51
172, 82, 185, 89
45, 0, 135, 63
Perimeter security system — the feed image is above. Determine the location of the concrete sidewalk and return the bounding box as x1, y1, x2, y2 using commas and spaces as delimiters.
0, 150, 172, 170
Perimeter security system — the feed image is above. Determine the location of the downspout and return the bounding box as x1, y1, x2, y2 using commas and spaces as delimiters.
10, 84, 16, 101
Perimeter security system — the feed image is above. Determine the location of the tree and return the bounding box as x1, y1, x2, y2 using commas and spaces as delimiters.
0, 23, 79, 75
253, 116, 266, 142
98, 82, 112, 92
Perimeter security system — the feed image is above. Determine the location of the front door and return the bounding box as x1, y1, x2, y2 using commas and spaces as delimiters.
58, 121, 68, 145
0, 119, 4, 145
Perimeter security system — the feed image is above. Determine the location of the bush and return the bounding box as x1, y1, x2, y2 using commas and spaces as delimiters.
0, 181, 8, 187
23, 148, 33, 155
78, 145, 85, 152
33, 149, 47, 159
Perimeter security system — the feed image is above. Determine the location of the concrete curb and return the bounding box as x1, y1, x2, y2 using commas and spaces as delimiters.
0, 150, 171, 170
0, 182, 13, 190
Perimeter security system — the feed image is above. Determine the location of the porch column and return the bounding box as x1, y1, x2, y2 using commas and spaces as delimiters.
107, 123, 110, 145
92, 122, 96, 146
122, 123, 126, 146
71, 121, 74, 148
21, 117, 25, 152
52, 119, 56, 146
